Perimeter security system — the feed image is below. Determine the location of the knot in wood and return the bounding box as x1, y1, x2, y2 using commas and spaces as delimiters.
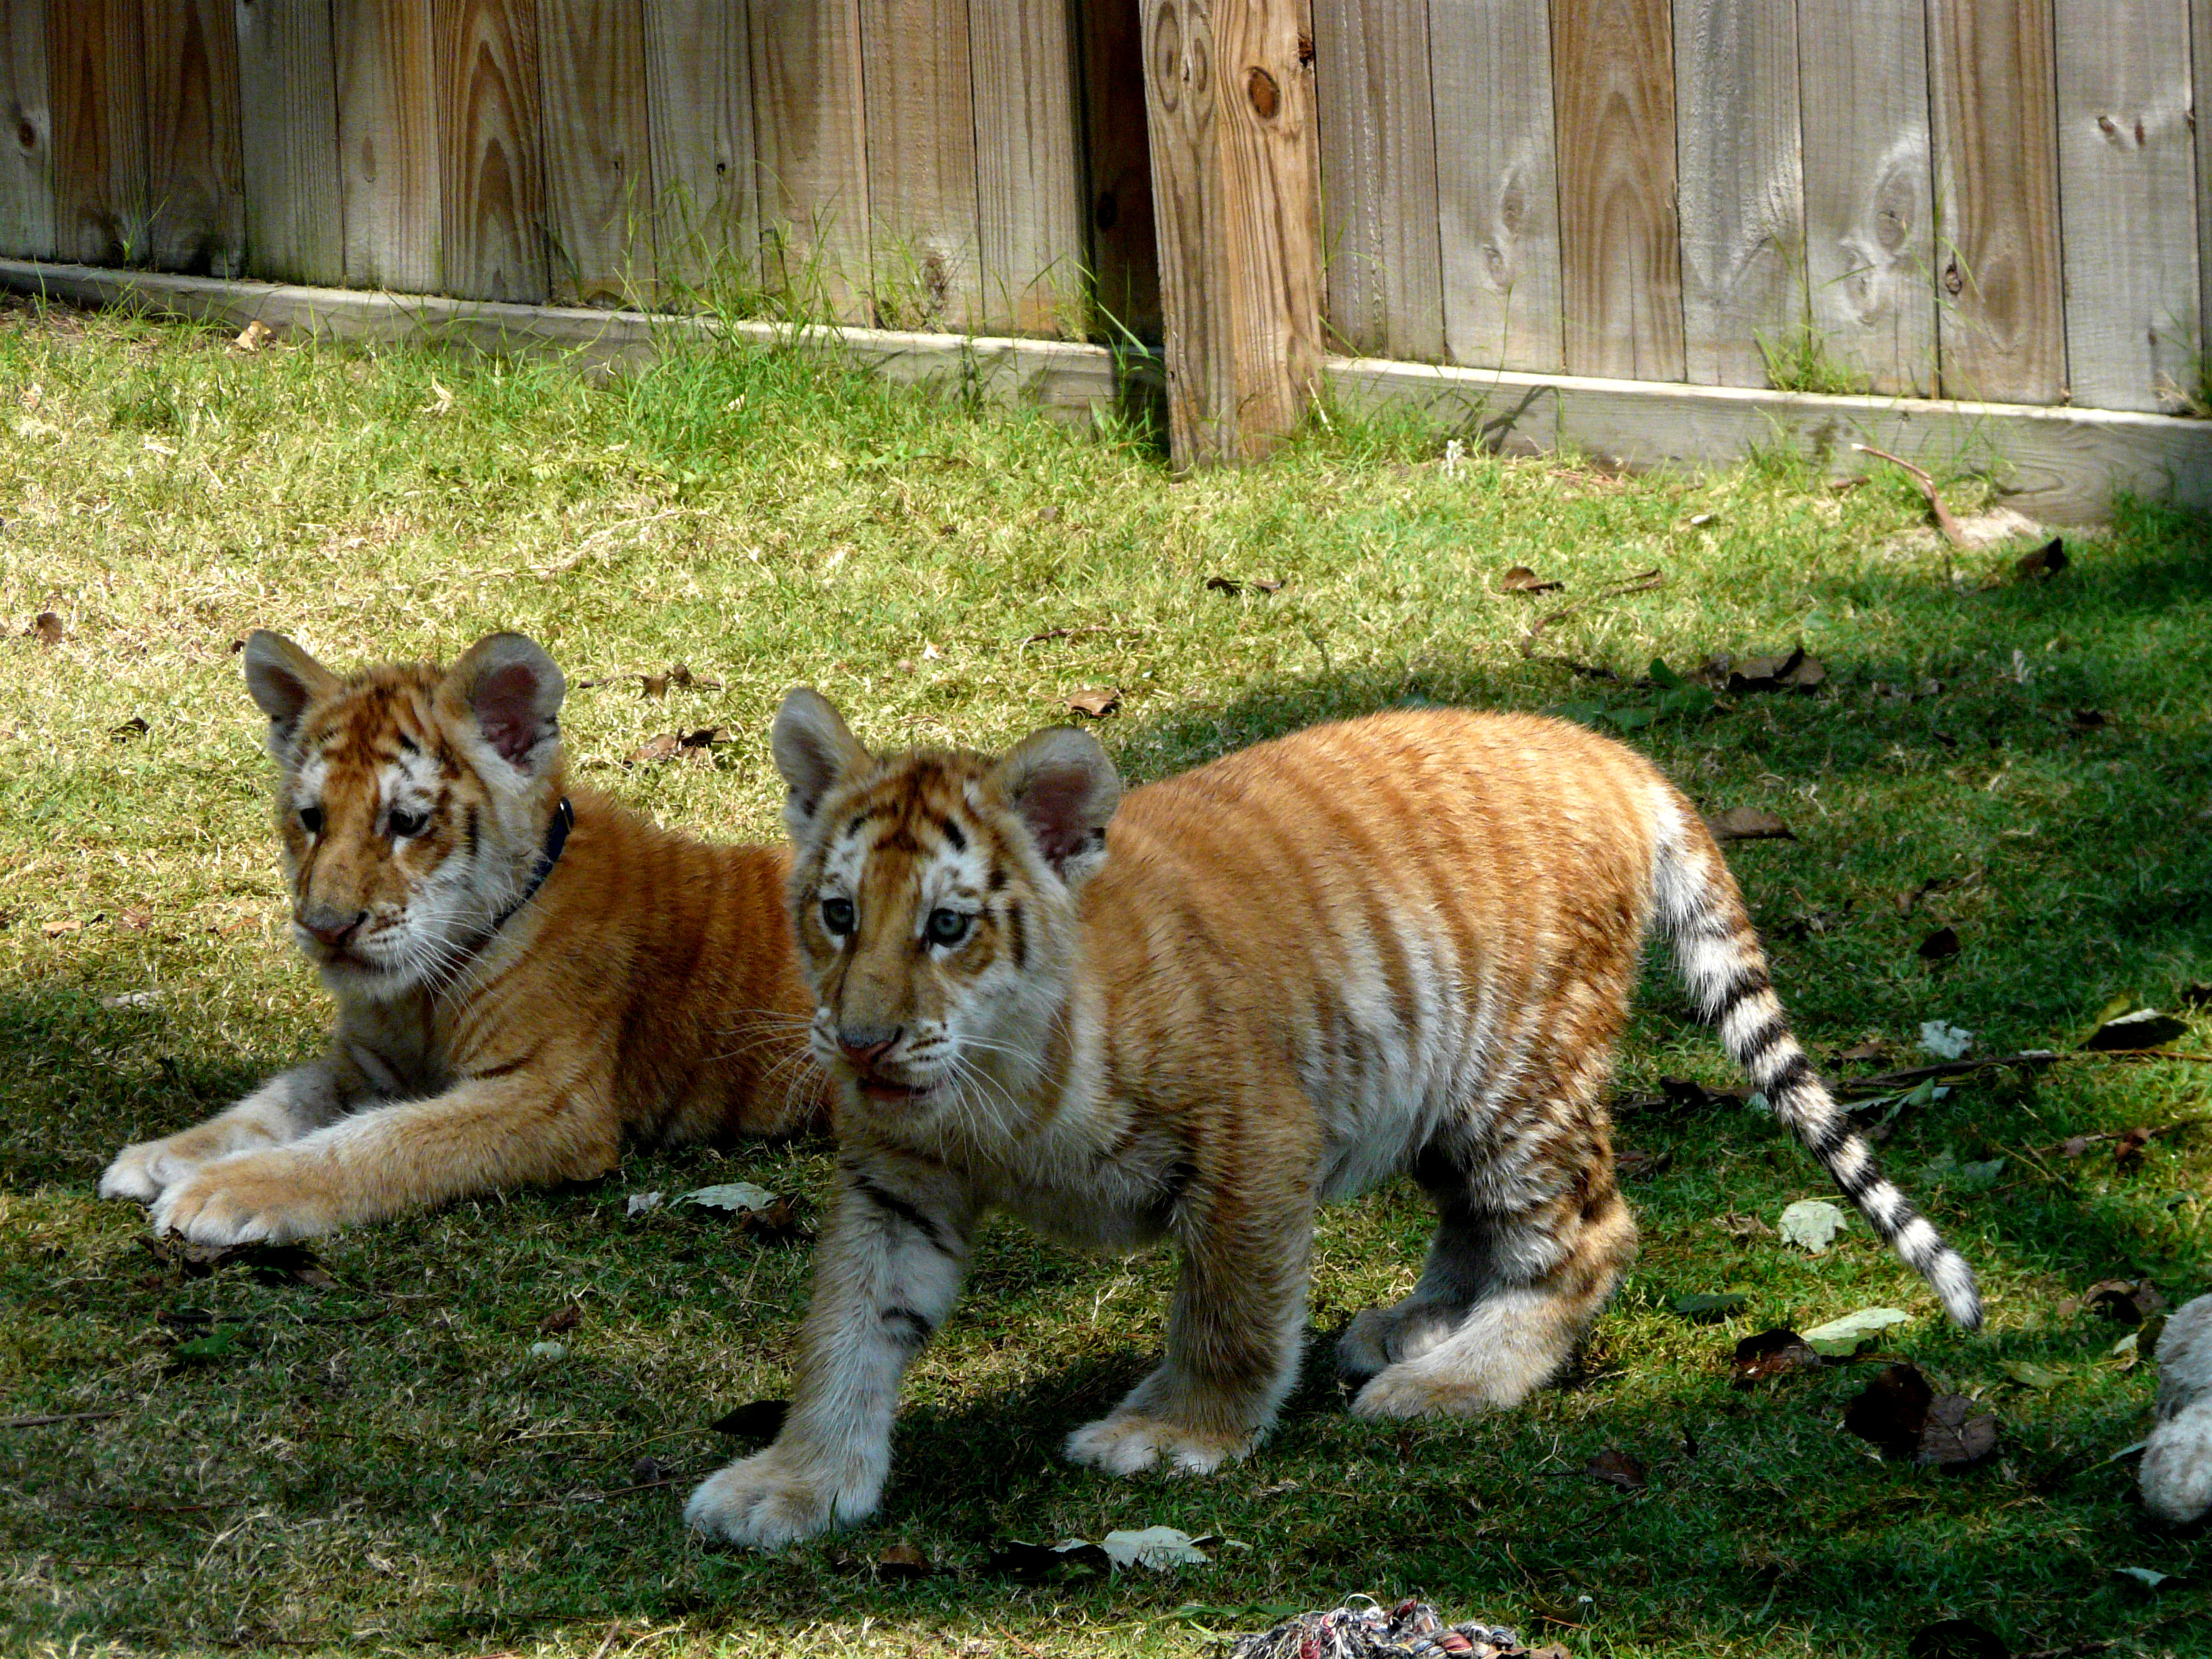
1246, 66, 1280, 120
1942, 258, 1963, 298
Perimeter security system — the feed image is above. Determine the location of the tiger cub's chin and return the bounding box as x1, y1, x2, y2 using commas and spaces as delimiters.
684, 689, 1983, 1549
100, 629, 828, 1247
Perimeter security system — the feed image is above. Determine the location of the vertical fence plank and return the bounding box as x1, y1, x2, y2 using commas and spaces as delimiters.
2051, 0, 2197, 411
48, 0, 147, 266
235, 0, 344, 284
142, 0, 244, 273
1553, 0, 1683, 380
1, 0, 54, 258
856, 0, 979, 327
537, 0, 653, 305
970, 0, 1083, 335
1674, 0, 1801, 386
1311, 0, 1443, 359
1079, 0, 1160, 342
335, 0, 440, 291
1797, 0, 1935, 394
436, 0, 546, 301
1143, 0, 1324, 464
2198, 0, 2212, 398
750, 0, 868, 319
1431, 0, 1561, 371
642, 0, 758, 302
1927, 0, 2064, 403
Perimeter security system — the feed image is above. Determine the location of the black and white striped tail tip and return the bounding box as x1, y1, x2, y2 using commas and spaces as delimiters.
1896, 1213, 1984, 1330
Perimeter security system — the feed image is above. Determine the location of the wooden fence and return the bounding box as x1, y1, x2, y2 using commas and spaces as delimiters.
1, 3, 2208, 474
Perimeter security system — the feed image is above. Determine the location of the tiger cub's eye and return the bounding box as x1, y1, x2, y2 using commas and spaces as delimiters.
820, 897, 855, 937
387, 807, 429, 840
925, 908, 971, 948
298, 805, 323, 835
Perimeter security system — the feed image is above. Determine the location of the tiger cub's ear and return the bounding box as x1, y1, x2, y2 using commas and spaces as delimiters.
990, 726, 1120, 887
772, 687, 872, 840
242, 630, 339, 758
440, 632, 566, 773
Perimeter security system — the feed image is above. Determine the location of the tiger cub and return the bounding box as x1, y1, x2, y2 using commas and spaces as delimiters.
684, 693, 1981, 1547
100, 630, 827, 1246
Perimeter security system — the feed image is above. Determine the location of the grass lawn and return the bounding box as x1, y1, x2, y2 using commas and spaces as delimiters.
1, 295, 2207, 1659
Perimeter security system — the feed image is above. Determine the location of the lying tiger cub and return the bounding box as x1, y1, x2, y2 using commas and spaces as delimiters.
685, 692, 1981, 1547
100, 630, 826, 1246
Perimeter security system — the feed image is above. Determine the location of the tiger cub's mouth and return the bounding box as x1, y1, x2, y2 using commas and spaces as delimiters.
855, 1076, 930, 1105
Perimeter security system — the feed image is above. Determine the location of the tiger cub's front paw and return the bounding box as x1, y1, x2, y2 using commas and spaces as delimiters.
1063, 1412, 1253, 1477
149, 1151, 339, 1246
100, 1139, 182, 1204
684, 1448, 872, 1548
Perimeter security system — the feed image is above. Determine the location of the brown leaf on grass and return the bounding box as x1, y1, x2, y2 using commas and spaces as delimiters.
1661, 1076, 1744, 1110
1843, 1363, 1936, 1457
109, 716, 148, 742
2083, 1010, 2188, 1051
626, 733, 680, 766
2062, 1279, 2167, 1325
1915, 1394, 1999, 1467
140, 1237, 335, 1288
1614, 1143, 1673, 1181
1067, 687, 1121, 718
1732, 1328, 1820, 1386
40, 917, 84, 937
2012, 538, 2068, 581
2110, 1126, 2152, 1169
1917, 926, 1961, 961
1724, 645, 1828, 693
1498, 565, 1563, 594
1204, 575, 1282, 596
233, 319, 275, 352
1706, 807, 1795, 842
2182, 982, 2212, 1010
539, 1303, 583, 1336
30, 611, 62, 646
709, 1399, 787, 1442
876, 1543, 936, 1580
639, 673, 669, 699
736, 1197, 812, 1247
1835, 1037, 1890, 1065
1716, 1211, 1776, 1242
1584, 1448, 1647, 1490
117, 908, 152, 930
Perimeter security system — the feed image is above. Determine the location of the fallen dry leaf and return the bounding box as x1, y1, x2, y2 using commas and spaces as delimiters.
2062, 1278, 2167, 1325
1914, 1394, 2000, 1467
1835, 1037, 1889, 1065
1715, 1211, 1776, 1242
41, 917, 83, 937
1843, 1363, 1935, 1457
2084, 1009, 2188, 1051
1204, 575, 1282, 596
709, 1399, 787, 1442
2013, 538, 2068, 581
1584, 1448, 1647, 1490
539, 1303, 583, 1336
626, 733, 681, 766
1706, 806, 1795, 843
116, 909, 152, 931
875, 1542, 935, 1580
1066, 687, 1121, 718
1732, 1327, 1820, 1387
1498, 565, 1563, 594
640, 673, 669, 699
1721, 645, 1827, 693
30, 611, 62, 646
109, 716, 149, 742
1917, 926, 1961, 962
233, 319, 275, 352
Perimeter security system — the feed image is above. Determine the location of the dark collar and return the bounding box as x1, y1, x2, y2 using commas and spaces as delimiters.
495, 796, 573, 933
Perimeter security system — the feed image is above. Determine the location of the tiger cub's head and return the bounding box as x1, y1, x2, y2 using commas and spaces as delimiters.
770, 689, 1121, 1134
242, 630, 567, 994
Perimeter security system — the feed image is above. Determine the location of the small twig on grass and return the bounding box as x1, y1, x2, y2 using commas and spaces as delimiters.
1853, 443, 1966, 580
1516, 567, 1666, 678
1834, 1052, 2059, 1097
588, 1619, 622, 1659
2030, 1114, 2211, 1157
1, 1410, 124, 1429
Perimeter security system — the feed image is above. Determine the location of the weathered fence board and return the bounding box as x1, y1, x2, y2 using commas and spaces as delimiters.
1553, 0, 1683, 380
970, 0, 1083, 335
1311, 0, 1443, 360
1674, 0, 1801, 387
47, 0, 146, 267
750, 0, 869, 320
335, 0, 441, 293
1078, 0, 1160, 342
1431, 0, 1563, 373
857, 0, 979, 327
641, 0, 759, 298
2198, 0, 2212, 405
1, 0, 52, 259
538, 0, 654, 306
2051, 0, 2198, 413
142, 0, 243, 274
1927, 0, 2066, 404
236, 0, 344, 285
1797, 0, 1935, 394
1143, 0, 1324, 464
435, 0, 547, 302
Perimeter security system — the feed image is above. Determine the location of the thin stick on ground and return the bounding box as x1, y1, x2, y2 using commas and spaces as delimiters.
1854, 443, 1968, 580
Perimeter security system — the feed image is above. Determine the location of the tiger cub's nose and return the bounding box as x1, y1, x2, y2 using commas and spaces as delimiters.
303, 907, 367, 947
836, 1027, 902, 1070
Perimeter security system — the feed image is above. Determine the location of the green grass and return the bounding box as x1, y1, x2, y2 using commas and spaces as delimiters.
1, 295, 2208, 1659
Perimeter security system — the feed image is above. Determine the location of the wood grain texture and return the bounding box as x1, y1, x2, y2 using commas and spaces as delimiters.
47, 0, 147, 266
1673, 0, 1801, 386
857, 0, 979, 328
235, 0, 344, 284
1310, 0, 1443, 359
1553, 0, 1683, 380
537, 0, 654, 306
436, 0, 547, 302
1926, 0, 2065, 403
1078, 0, 1160, 342
970, 0, 1084, 335
1143, 0, 1324, 464
641, 0, 758, 299
750, 0, 869, 319
334, 0, 441, 291
142, 0, 245, 273
2198, 0, 2212, 395
2051, 0, 2198, 411
1, 0, 54, 258
1430, 0, 1561, 371
1797, 0, 1935, 394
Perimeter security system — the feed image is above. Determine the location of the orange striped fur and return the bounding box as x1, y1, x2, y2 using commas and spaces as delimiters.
100, 631, 826, 1245
685, 693, 1980, 1547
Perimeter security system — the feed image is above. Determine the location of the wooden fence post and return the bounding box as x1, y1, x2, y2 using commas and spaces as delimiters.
1141, 0, 1322, 468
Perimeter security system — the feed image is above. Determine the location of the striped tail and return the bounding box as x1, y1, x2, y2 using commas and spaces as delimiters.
1647, 788, 1982, 1330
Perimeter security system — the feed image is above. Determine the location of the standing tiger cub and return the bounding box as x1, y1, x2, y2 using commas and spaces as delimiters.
686, 694, 1981, 1547
100, 630, 827, 1246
